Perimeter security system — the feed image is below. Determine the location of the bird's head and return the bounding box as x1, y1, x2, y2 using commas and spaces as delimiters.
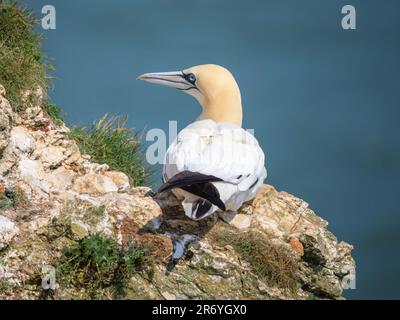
137, 64, 243, 126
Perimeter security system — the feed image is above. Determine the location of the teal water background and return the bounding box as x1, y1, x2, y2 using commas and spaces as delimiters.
25, 0, 400, 299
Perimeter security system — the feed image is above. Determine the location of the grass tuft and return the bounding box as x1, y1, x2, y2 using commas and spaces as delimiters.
42, 101, 64, 126
210, 224, 300, 293
57, 233, 154, 299
0, 1, 64, 125
0, 1, 46, 108
70, 114, 151, 186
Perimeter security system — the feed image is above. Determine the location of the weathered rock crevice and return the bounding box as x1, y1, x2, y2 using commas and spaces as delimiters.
0, 85, 355, 299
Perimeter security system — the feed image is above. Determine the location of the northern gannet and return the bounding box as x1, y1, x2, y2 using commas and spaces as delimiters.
138, 64, 267, 220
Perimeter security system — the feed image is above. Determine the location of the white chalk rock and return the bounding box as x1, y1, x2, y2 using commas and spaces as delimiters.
0, 216, 18, 250
73, 173, 118, 195
10, 127, 35, 153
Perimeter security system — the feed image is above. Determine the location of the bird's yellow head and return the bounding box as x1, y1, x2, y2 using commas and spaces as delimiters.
137, 64, 243, 126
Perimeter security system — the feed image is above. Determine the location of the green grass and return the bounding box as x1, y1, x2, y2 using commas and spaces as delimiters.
57, 233, 154, 299
0, 1, 46, 108
0, 1, 63, 125
210, 224, 300, 293
42, 101, 64, 126
70, 115, 151, 187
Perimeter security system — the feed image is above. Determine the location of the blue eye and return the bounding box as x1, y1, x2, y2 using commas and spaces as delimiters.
186, 73, 196, 84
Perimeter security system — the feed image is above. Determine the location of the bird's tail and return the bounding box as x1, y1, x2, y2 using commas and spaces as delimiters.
182, 198, 218, 220
158, 170, 226, 212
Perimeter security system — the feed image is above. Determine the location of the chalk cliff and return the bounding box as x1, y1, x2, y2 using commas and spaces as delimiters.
0, 85, 355, 300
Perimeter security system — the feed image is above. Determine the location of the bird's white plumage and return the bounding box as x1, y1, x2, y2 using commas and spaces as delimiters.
163, 119, 267, 219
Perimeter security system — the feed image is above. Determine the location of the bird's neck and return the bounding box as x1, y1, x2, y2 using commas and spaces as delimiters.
197, 92, 243, 127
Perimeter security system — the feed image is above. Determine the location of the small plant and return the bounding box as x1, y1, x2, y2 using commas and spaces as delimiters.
70, 115, 151, 187
42, 101, 64, 126
210, 224, 300, 293
57, 233, 154, 299
0, 187, 28, 210
0, 279, 12, 295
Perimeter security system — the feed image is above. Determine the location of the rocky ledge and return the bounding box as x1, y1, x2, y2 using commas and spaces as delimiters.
0, 85, 355, 300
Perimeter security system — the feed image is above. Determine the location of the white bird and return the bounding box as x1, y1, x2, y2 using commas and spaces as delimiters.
138, 64, 267, 220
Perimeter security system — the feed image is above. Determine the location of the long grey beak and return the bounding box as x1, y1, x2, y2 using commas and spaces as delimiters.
137, 71, 195, 91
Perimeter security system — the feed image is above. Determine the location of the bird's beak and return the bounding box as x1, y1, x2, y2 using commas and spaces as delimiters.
137, 71, 195, 91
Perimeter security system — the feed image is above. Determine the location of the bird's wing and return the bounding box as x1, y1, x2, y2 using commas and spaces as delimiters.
164, 120, 266, 191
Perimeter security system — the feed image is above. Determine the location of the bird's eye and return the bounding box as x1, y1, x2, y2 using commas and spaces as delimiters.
186, 73, 196, 84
